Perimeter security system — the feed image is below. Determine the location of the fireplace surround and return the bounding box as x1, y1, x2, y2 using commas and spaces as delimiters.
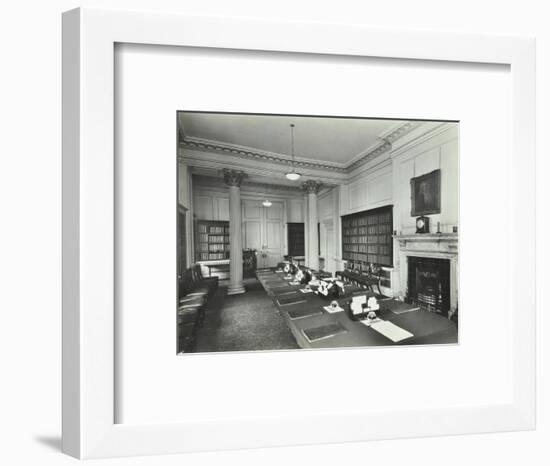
394, 233, 459, 317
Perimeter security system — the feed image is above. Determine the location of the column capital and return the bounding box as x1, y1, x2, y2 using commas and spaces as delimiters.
223, 169, 247, 187
301, 180, 323, 194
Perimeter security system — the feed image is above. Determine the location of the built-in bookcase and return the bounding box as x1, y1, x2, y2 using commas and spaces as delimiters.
195, 220, 230, 262
341, 205, 393, 267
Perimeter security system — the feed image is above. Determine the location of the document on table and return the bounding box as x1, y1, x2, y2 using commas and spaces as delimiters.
323, 305, 344, 314
365, 320, 414, 342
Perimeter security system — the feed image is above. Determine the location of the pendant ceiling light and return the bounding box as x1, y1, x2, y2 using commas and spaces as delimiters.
285, 123, 301, 181
262, 199, 272, 207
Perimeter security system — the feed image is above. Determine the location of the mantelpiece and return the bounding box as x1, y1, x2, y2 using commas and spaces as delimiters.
394, 233, 459, 313
394, 233, 458, 256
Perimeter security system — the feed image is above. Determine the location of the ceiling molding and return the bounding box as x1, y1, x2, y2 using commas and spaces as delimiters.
389, 122, 457, 159
346, 121, 422, 171
180, 137, 347, 172
182, 149, 347, 185
179, 121, 423, 174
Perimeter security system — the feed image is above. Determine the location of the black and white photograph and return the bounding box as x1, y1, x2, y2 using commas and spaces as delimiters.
177, 112, 459, 354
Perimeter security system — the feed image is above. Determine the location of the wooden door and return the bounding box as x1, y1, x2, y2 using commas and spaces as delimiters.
242, 200, 284, 268
263, 202, 284, 267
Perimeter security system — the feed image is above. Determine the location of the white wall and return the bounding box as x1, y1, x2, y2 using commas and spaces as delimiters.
343, 161, 393, 215
194, 191, 230, 221
177, 161, 194, 266
337, 124, 459, 295
392, 125, 459, 235
339, 124, 459, 228
318, 188, 339, 272
287, 198, 305, 222
192, 184, 306, 258
177, 160, 189, 208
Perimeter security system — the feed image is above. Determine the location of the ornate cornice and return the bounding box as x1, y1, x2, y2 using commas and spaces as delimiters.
179, 121, 423, 174
223, 169, 247, 187
346, 121, 421, 171
181, 138, 347, 173
302, 180, 323, 194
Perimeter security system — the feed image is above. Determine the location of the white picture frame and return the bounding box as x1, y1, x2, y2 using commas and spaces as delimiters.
62, 7, 535, 459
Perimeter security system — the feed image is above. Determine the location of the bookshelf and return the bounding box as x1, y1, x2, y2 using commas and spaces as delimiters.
195, 220, 230, 262
341, 205, 393, 267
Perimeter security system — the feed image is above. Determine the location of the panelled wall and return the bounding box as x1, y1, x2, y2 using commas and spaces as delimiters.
194, 192, 230, 221
192, 185, 306, 268
318, 188, 340, 273
182, 123, 458, 288
241, 199, 285, 268
340, 124, 459, 233
177, 161, 194, 267
338, 124, 459, 296
393, 127, 459, 235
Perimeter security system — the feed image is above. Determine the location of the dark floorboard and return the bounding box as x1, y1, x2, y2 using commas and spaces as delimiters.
193, 277, 299, 353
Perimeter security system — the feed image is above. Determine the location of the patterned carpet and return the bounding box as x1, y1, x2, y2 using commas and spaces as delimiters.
193, 277, 299, 353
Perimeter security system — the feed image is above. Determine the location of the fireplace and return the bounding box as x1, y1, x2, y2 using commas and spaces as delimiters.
407, 256, 450, 316
394, 233, 458, 317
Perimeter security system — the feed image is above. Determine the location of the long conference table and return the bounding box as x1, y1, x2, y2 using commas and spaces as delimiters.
256, 269, 458, 349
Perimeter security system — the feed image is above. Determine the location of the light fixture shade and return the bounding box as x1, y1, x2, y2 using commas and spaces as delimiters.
262, 199, 272, 207
285, 171, 301, 181
285, 123, 301, 181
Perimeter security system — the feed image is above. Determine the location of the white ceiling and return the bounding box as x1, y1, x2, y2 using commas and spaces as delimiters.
179, 112, 408, 165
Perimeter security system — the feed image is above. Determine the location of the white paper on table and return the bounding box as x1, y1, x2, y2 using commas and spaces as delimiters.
350, 295, 366, 315
323, 305, 344, 314
367, 320, 414, 342
352, 295, 367, 305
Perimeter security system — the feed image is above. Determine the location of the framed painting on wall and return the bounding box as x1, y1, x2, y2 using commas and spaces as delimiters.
410, 169, 441, 216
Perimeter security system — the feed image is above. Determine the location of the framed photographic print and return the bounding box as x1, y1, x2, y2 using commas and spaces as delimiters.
62, 8, 535, 459
178, 113, 458, 355
410, 169, 441, 216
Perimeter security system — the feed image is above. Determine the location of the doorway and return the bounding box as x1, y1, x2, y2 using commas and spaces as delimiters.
242, 200, 284, 268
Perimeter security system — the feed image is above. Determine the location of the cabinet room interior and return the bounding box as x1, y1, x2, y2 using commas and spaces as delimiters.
177, 112, 459, 354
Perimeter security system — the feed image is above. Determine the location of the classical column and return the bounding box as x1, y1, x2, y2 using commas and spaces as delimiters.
302, 180, 322, 271
223, 169, 247, 295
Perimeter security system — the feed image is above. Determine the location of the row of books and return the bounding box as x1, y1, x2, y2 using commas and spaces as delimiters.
198, 252, 229, 261
342, 214, 391, 228
197, 235, 228, 243
343, 244, 391, 254
342, 235, 391, 244
343, 252, 391, 264
209, 226, 227, 234
197, 224, 230, 234
197, 243, 227, 252
342, 224, 392, 236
